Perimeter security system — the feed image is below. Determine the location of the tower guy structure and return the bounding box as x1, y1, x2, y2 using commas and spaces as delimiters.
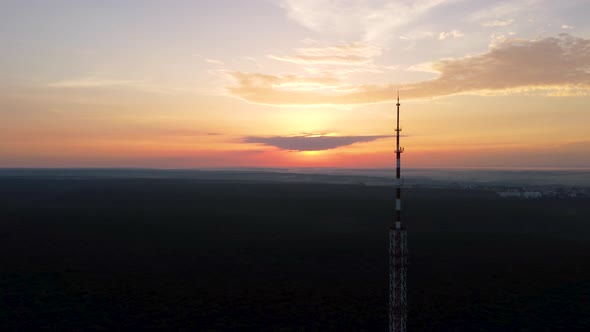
389, 93, 407, 332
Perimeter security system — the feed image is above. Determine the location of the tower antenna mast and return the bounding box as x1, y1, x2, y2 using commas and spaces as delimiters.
389, 91, 408, 332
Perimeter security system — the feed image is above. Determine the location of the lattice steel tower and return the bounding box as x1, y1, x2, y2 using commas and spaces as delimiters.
389, 92, 407, 332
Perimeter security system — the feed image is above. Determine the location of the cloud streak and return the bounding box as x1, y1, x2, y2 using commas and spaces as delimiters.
228, 34, 590, 105
228, 72, 340, 91
279, 0, 454, 42
470, 0, 540, 24
46, 76, 189, 94
48, 77, 144, 88
438, 30, 464, 40
243, 135, 391, 151
268, 42, 382, 65
482, 19, 514, 27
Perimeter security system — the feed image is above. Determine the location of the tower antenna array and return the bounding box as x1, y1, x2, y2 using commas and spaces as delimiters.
389, 91, 408, 332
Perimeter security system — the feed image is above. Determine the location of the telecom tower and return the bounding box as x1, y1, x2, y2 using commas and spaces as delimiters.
389, 93, 407, 332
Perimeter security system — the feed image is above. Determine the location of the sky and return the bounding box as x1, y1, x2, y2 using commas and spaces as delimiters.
1, 0, 589, 169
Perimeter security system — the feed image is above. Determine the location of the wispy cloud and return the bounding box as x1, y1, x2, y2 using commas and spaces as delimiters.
470, 0, 540, 24
268, 42, 382, 65
482, 19, 514, 27
406, 61, 439, 73
398, 31, 436, 42
243, 134, 391, 151
205, 58, 224, 65
48, 77, 145, 88
438, 30, 464, 40
279, 0, 454, 42
267, 41, 398, 76
227, 34, 590, 105
227, 72, 341, 92
46, 76, 187, 94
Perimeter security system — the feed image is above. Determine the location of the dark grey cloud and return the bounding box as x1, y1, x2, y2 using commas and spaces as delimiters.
243, 135, 392, 151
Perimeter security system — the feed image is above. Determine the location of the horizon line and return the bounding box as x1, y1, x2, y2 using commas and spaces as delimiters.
1, 166, 590, 171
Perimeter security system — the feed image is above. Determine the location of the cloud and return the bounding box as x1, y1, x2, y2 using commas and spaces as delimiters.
46, 76, 187, 94
470, 0, 540, 23
561, 25, 574, 30
227, 72, 342, 94
279, 0, 454, 42
48, 77, 144, 88
399, 31, 435, 41
267, 41, 399, 75
438, 30, 464, 40
205, 58, 224, 65
268, 42, 382, 65
482, 19, 514, 27
406, 62, 439, 73
243, 134, 391, 151
227, 34, 590, 105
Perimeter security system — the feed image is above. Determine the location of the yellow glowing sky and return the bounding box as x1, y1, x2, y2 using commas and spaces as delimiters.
1, 1, 589, 168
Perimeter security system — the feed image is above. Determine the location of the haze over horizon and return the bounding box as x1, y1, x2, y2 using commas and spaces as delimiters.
2, 0, 589, 169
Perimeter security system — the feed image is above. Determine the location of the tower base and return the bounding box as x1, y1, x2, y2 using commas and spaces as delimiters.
389, 227, 407, 332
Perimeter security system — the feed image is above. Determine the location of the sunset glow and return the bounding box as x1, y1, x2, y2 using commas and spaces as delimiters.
1, 1, 589, 168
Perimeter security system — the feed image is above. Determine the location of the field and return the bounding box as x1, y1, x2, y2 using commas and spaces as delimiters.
1, 177, 590, 331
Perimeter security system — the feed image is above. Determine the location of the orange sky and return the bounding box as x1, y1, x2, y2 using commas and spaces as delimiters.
1, 1, 589, 168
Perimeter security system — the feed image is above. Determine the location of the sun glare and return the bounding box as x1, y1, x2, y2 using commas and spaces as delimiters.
300, 150, 323, 156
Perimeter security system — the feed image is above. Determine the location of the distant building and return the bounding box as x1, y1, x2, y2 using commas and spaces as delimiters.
497, 191, 542, 199
523, 191, 542, 199
498, 191, 522, 198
